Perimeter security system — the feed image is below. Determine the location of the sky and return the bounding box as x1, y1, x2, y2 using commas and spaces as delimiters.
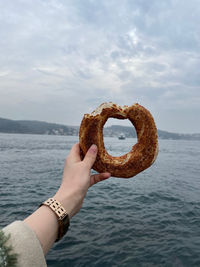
0, 0, 200, 133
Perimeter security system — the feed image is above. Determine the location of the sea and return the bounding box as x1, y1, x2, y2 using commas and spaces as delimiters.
0, 133, 200, 267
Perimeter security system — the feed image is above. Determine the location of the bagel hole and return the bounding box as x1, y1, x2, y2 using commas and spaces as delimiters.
103, 118, 137, 156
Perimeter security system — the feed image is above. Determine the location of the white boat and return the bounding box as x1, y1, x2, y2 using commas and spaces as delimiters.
118, 133, 126, 140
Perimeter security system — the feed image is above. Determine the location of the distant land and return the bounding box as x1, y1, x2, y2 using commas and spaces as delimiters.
0, 117, 200, 140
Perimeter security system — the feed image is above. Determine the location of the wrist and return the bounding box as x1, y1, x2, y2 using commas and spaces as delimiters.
39, 198, 70, 242
53, 191, 77, 220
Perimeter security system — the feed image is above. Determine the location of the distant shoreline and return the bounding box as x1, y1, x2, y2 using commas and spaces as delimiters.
0, 117, 200, 141
1, 132, 200, 142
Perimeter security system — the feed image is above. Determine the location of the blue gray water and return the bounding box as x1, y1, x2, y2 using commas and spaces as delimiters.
0, 133, 200, 267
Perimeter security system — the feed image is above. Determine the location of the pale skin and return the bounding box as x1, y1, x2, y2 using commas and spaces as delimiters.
24, 143, 110, 255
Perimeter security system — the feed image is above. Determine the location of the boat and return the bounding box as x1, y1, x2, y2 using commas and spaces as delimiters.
118, 133, 126, 140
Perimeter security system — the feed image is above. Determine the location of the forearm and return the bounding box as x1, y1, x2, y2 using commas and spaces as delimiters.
24, 191, 76, 255
24, 205, 59, 255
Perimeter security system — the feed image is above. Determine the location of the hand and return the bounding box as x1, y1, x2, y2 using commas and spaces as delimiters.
54, 143, 110, 218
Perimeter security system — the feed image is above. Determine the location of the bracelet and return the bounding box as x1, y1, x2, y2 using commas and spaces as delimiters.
39, 198, 70, 242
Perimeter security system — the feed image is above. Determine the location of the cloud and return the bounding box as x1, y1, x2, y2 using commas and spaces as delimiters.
0, 0, 200, 133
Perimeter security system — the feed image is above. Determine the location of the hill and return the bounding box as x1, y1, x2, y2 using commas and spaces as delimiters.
0, 117, 200, 140
0, 117, 78, 136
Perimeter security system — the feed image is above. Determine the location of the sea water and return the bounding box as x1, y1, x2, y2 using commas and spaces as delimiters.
0, 133, 200, 267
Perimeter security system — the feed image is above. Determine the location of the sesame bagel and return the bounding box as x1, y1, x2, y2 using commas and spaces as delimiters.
79, 102, 158, 178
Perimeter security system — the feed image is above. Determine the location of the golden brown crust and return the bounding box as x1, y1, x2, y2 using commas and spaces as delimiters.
79, 102, 158, 178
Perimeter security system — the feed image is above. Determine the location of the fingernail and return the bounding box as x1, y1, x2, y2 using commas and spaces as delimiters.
90, 144, 97, 154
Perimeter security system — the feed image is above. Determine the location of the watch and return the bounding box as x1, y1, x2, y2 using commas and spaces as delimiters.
40, 198, 70, 242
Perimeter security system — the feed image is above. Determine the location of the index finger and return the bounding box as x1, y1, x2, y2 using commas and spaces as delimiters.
67, 143, 82, 164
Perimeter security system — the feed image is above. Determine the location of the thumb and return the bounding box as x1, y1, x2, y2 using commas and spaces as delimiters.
83, 144, 98, 168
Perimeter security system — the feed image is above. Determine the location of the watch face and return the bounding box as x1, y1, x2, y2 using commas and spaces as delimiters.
56, 214, 70, 242
62, 214, 70, 235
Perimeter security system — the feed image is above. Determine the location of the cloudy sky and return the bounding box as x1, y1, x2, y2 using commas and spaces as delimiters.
0, 0, 200, 133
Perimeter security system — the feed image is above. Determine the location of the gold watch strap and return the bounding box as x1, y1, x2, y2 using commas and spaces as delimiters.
40, 198, 70, 241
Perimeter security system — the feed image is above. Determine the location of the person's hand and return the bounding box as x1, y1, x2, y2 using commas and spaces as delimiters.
54, 143, 110, 218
